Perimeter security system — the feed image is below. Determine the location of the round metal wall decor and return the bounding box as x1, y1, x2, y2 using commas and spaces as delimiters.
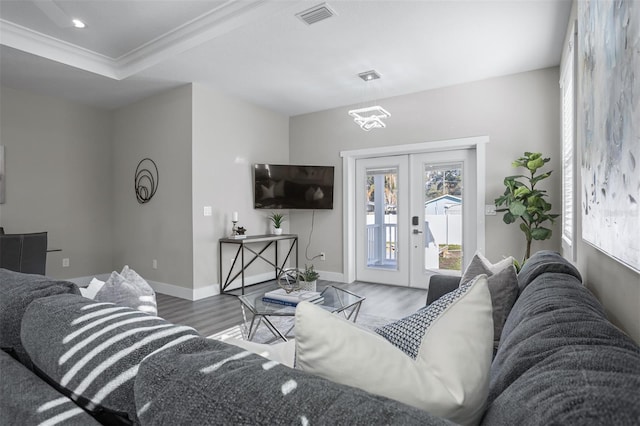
135, 158, 159, 204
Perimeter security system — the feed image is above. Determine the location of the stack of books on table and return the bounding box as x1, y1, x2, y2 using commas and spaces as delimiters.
262, 288, 324, 307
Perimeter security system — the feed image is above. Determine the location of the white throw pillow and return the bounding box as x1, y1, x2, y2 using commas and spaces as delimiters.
78, 277, 105, 300
295, 275, 493, 425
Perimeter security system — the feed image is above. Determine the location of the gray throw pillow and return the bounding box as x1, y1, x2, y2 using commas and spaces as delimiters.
95, 267, 157, 315
461, 252, 514, 285
460, 252, 519, 346
485, 265, 519, 345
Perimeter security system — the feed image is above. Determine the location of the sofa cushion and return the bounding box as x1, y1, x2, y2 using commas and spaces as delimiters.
516, 250, 582, 292
483, 267, 640, 425
295, 275, 493, 425
20, 294, 199, 425
0, 268, 79, 366
95, 267, 157, 315
0, 350, 102, 426
134, 336, 453, 426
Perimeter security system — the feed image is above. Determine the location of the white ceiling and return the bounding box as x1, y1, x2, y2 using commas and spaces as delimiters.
0, 0, 572, 116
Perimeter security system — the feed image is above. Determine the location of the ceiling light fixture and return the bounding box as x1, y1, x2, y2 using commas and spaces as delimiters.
358, 70, 380, 82
72, 19, 86, 29
348, 106, 391, 131
349, 69, 389, 131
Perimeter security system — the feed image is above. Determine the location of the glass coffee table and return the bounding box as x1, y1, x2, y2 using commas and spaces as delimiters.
238, 285, 365, 342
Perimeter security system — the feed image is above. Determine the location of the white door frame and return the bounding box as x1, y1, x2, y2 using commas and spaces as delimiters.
340, 136, 488, 284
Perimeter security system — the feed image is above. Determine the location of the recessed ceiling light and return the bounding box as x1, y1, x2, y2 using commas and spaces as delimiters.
72, 19, 86, 29
358, 70, 381, 82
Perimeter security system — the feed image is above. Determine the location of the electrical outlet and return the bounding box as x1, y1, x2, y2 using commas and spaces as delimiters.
62, 258, 70, 267
203, 206, 212, 216
320, 252, 326, 261
152, 259, 158, 269
485, 204, 497, 216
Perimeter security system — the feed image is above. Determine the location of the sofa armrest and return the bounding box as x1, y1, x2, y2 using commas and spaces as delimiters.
426, 275, 461, 305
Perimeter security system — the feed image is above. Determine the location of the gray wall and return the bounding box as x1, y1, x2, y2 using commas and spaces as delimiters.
191, 84, 289, 293
0, 86, 113, 278
112, 85, 193, 288
289, 68, 562, 273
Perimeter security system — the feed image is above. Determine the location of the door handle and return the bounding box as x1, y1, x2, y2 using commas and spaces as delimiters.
412, 229, 423, 234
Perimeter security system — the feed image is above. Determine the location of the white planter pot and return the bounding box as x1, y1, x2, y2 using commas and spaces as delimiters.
299, 279, 317, 292
273, 228, 283, 235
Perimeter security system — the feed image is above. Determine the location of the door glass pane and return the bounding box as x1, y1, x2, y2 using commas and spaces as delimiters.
365, 167, 398, 270
423, 163, 463, 272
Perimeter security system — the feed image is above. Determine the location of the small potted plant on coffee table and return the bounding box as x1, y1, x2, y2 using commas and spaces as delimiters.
298, 264, 319, 292
269, 212, 286, 235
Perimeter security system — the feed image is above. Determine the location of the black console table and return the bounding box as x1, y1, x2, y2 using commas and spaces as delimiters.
219, 234, 298, 295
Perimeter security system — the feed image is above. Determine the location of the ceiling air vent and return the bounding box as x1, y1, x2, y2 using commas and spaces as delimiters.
296, 3, 336, 25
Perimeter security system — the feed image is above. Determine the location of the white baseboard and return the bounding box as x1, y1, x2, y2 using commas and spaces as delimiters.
318, 270, 345, 283
67, 270, 344, 301
147, 280, 197, 300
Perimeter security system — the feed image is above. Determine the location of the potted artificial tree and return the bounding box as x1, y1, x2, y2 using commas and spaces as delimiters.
495, 152, 559, 270
298, 264, 319, 292
268, 212, 286, 235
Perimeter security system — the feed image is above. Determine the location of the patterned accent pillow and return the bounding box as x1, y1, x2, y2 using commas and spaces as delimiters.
375, 281, 473, 359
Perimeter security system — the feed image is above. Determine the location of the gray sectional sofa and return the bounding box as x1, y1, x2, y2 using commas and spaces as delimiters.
1, 251, 639, 425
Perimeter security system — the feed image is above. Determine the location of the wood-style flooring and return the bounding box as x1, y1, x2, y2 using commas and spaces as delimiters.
157, 280, 428, 337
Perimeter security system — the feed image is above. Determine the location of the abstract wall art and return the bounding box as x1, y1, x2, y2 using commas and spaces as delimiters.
579, 0, 639, 272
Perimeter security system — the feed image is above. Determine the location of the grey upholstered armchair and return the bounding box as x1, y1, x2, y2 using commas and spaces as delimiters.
0, 232, 48, 275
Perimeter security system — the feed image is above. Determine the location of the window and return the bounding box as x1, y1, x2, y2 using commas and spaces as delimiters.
560, 21, 577, 261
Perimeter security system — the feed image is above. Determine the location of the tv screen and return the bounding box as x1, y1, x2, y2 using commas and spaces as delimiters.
253, 164, 334, 209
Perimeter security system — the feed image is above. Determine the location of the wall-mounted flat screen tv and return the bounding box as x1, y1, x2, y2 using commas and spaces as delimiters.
253, 164, 334, 209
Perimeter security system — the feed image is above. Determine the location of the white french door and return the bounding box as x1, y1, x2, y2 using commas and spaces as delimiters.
409, 150, 477, 287
355, 149, 477, 288
355, 156, 410, 286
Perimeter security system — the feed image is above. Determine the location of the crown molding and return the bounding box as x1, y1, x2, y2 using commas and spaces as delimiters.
0, 0, 296, 80
115, 0, 294, 78
1, 19, 118, 78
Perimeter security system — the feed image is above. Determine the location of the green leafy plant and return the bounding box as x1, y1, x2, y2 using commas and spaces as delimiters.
298, 264, 319, 282
268, 212, 286, 229
495, 152, 559, 265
